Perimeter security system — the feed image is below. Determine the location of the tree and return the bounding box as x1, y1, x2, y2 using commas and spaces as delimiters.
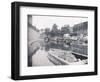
51, 24, 59, 36
45, 28, 50, 36
61, 25, 70, 36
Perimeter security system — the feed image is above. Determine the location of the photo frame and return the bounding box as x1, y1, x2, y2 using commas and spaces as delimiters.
11, 1, 98, 80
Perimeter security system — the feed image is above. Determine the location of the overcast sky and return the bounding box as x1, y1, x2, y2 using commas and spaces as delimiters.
32, 15, 88, 30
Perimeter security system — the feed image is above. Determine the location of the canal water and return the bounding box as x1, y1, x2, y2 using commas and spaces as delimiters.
32, 40, 71, 66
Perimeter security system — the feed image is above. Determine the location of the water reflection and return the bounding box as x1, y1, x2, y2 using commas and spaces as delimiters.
44, 41, 70, 51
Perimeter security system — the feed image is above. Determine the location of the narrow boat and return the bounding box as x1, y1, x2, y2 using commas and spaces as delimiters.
48, 49, 87, 65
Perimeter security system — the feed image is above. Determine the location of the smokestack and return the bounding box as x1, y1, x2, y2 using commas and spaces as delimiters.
28, 15, 32, 25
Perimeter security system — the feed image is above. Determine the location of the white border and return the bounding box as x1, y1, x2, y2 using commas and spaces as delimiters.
20, 6, 95, 76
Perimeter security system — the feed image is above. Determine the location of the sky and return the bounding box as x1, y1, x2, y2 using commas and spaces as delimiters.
32, 15, 88, 30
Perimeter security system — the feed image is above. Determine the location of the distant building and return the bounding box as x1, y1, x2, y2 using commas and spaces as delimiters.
71, 22, 88, 57
73, 22, 88, 35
